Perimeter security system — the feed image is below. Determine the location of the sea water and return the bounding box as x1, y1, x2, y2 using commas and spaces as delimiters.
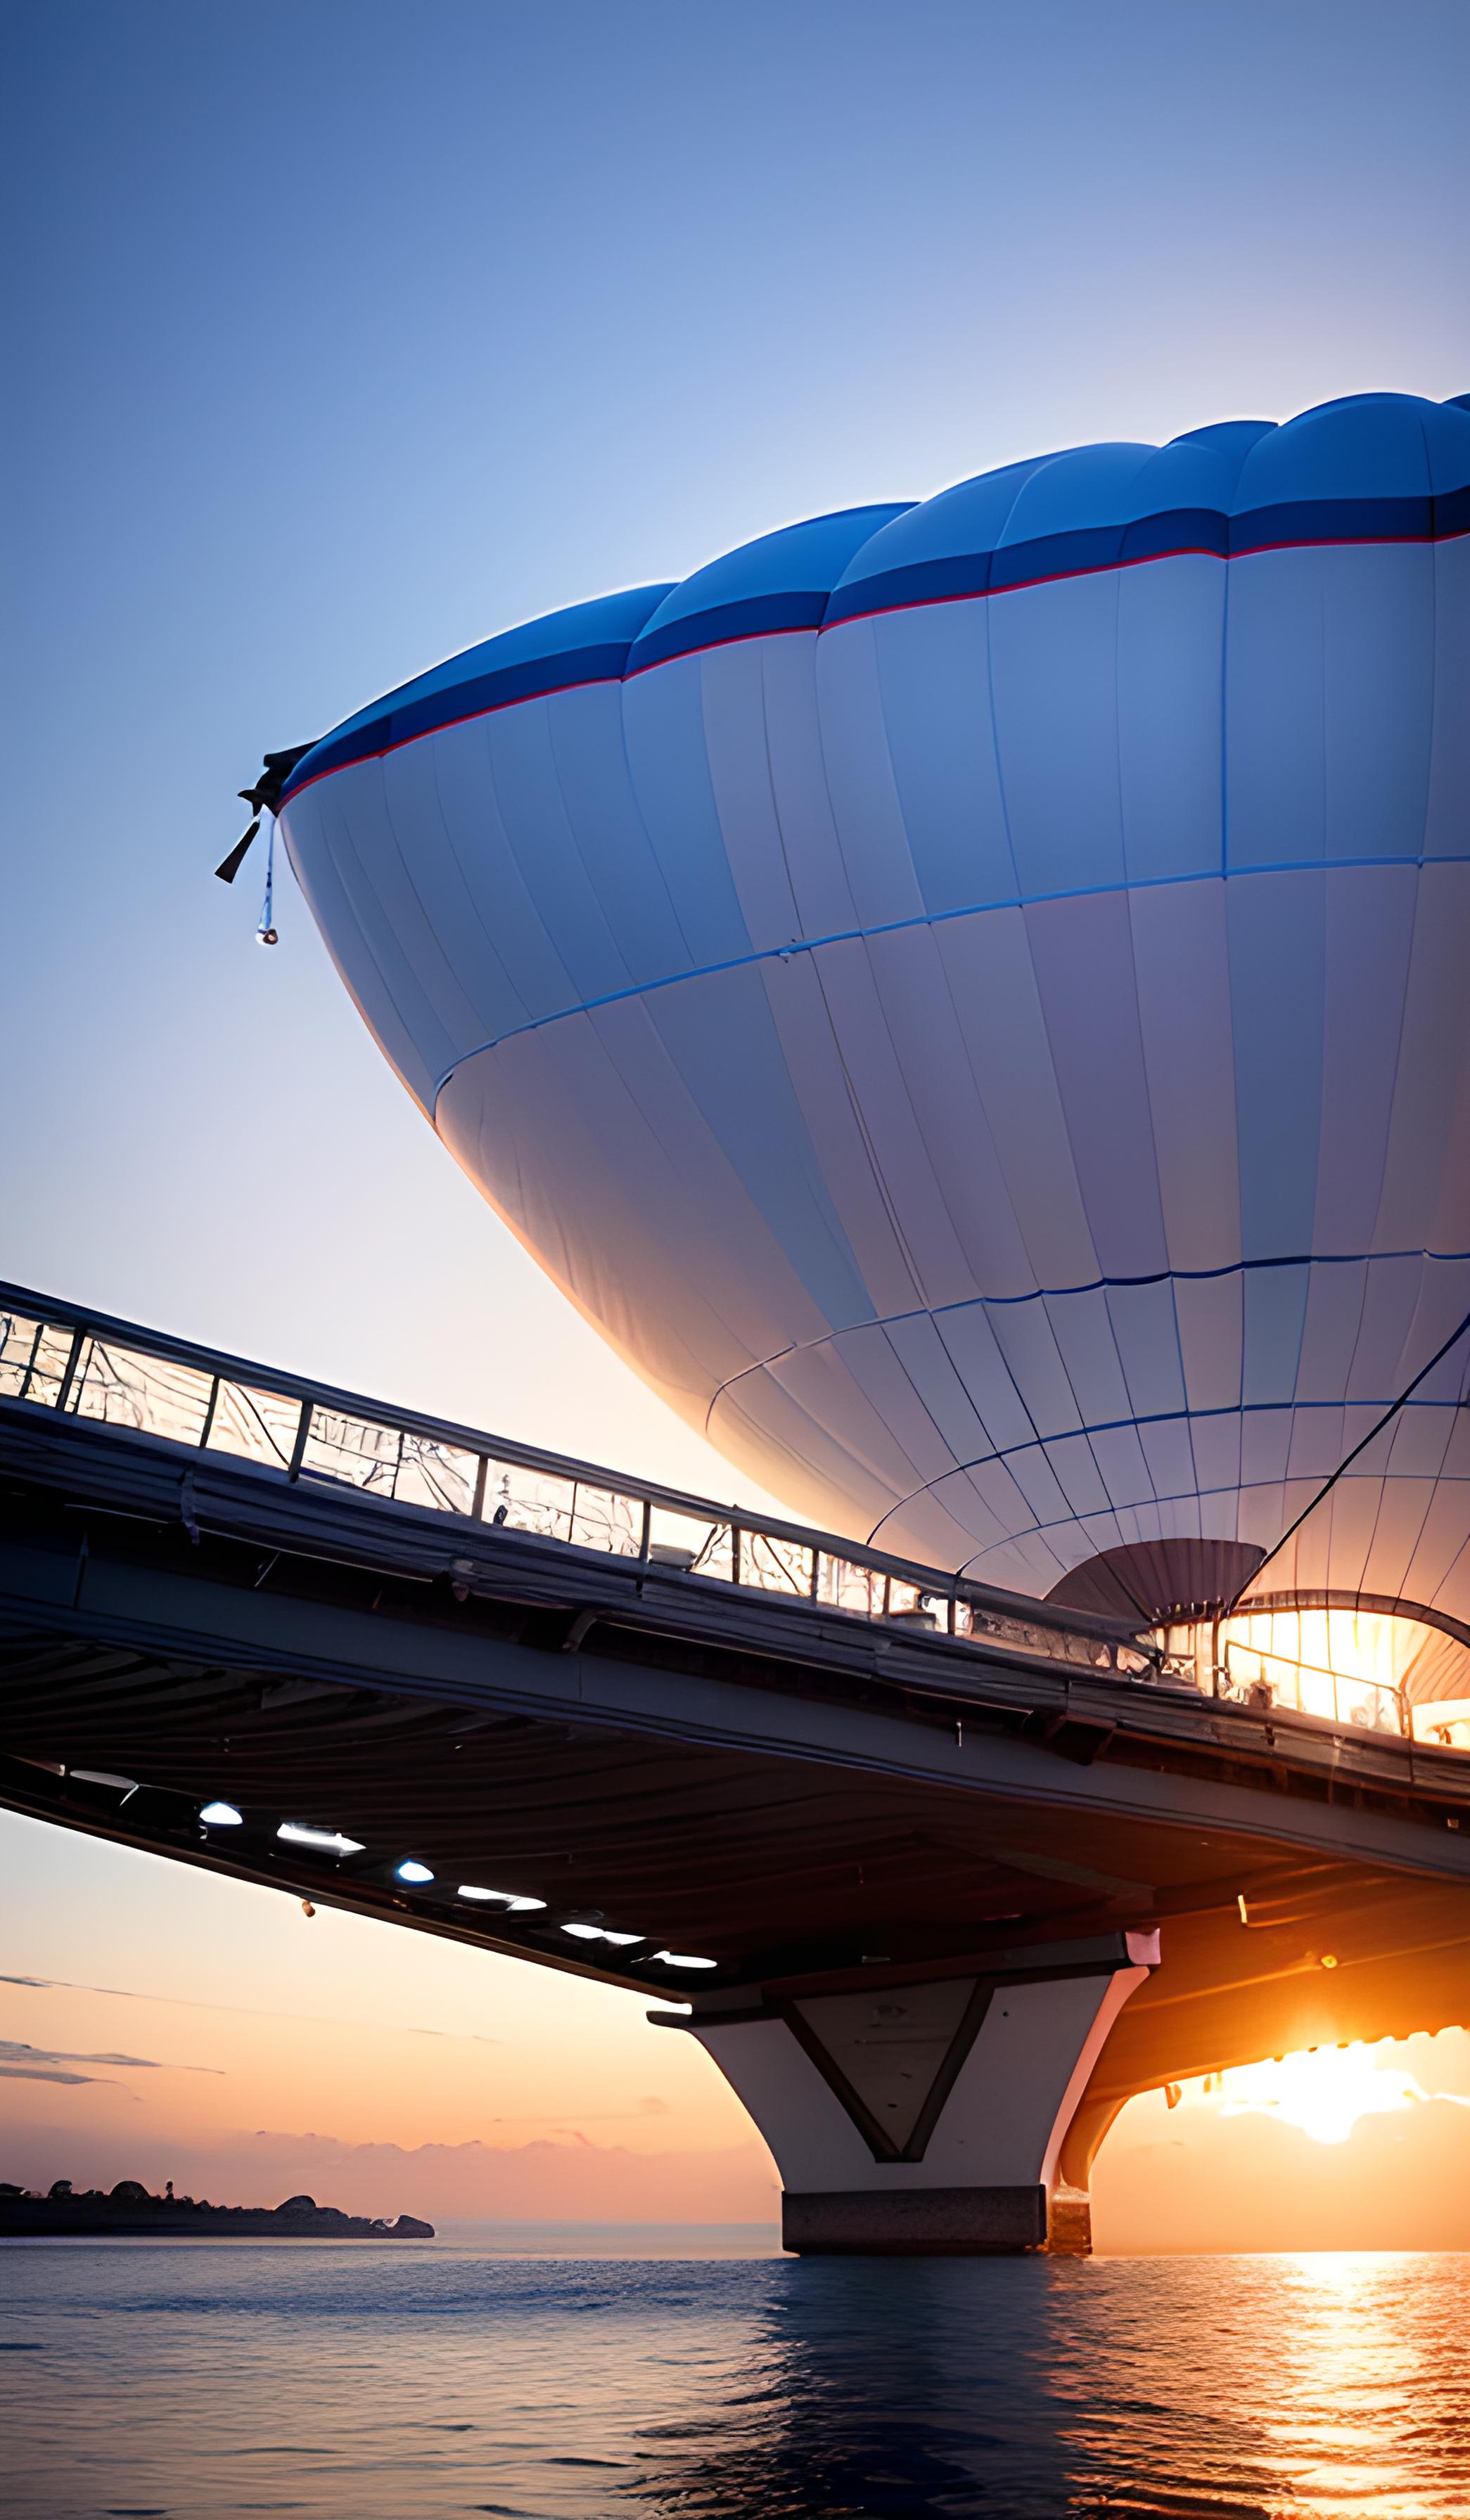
1, 2228, 1466, 2518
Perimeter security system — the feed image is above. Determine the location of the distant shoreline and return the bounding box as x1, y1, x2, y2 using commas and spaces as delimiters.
0, 2183, 433, 2240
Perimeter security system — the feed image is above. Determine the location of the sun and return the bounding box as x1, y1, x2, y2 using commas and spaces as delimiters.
1217, 2048, 1425, 2145
1170, 2043, 1470, 2147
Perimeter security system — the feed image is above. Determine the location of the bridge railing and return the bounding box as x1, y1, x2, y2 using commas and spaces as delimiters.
0, 1288, 1158, 1682
1220, 1638, 1407, 1737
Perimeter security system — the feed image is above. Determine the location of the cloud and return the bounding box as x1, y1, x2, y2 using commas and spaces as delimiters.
134, 2125, 778, 2222
0, 2064, 118, 2088
0, 2040, 222, 2080
407, 2025, 502, 2047
1, 2041, 155, 2069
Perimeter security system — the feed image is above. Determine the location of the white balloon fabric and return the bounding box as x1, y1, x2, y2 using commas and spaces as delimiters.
278, 392, 1470, 1633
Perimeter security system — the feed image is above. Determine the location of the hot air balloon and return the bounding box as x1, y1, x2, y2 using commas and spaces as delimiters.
270, 391, 1470, 1724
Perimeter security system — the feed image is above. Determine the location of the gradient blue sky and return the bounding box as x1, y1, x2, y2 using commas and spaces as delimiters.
4, 0, 1468, 2228
6, 0, 1466, 1446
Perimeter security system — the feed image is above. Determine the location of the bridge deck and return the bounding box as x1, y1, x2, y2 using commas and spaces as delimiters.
3, 1282, 1469, 2164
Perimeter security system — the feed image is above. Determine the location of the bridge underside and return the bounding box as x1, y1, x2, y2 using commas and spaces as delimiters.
4, 1401, 1469, 2250
4, 1616, 1468, 2206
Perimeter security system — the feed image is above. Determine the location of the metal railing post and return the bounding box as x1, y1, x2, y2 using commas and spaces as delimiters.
198, 1375, 221, 1451
17, 1319, 45, 1403
55, 1325, 87, 1415
287, 1399, 312, 1483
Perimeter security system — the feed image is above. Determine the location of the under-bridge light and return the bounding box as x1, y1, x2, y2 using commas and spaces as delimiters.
654, 1950, 717, 1969
601, 1931, 644, 1947
277, 1822, 365, 1857
562, 1922, 604, 1940
199, 1801, 243, 1827
395, 1860, 435, 1885
456, 1886, 547, 1910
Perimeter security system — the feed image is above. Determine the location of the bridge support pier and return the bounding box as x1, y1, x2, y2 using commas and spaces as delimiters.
659, 1931, 1158, 2256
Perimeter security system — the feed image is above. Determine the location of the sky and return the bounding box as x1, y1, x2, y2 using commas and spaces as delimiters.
3, 0, 1469, 2240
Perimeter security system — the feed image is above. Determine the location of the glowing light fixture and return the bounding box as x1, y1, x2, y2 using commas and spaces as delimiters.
456, 1886, 547, 1910
562, 1922, 604, 1941
277, 1822, 365, 1857
395, 1860, 435, 1885
601, 1931, 644, 1947
200, 1801, 243, 1826
654, 1950, 717, 1969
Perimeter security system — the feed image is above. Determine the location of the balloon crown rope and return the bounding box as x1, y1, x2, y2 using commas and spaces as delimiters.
215, 742, 316, 944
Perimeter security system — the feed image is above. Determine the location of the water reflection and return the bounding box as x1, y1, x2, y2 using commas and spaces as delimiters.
625, 2258, 1277, 2518
1, 2242, 1465, 2519
626, 2255, 1470, 2520
634, 2261, 1081, 2517
1243, 2254, 1470, 2520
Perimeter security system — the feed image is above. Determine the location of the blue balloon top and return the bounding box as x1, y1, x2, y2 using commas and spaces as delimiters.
281, 392, 1470, 809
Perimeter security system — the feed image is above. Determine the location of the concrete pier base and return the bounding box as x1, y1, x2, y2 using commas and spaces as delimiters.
1043, 2186, 1094, 2255
660, 1930, 1157, 2256
783, 2183, 1047, 2255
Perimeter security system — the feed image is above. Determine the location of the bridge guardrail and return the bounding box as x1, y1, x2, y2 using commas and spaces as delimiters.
0, 1289, 1158, 1683
1221, 1638, 1408, 1737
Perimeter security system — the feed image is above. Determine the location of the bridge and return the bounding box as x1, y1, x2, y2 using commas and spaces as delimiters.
3, 1281, 1468, 2254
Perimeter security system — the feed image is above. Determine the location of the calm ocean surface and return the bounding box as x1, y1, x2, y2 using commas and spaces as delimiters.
2, 2228, 1466, 2519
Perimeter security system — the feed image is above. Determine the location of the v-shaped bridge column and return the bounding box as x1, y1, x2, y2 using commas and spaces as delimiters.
659, 1931, 1158, 2255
